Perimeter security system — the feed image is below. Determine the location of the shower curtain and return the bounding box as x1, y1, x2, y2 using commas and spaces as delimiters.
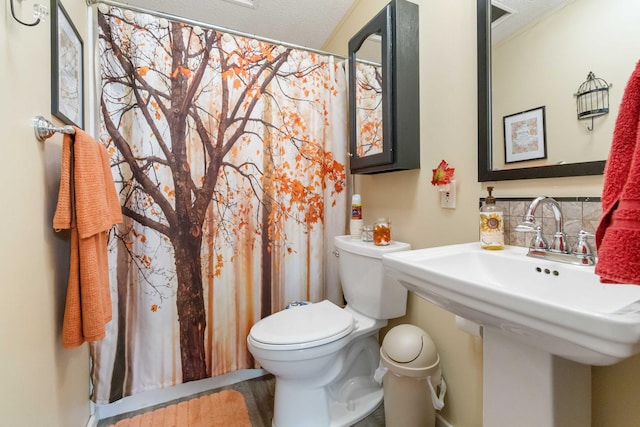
355, 61, 383, 157
92, 6, 348, 403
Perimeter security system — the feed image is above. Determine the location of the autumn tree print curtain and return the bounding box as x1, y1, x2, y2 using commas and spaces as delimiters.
92, 7, 347, 403
355, 62, 383, 157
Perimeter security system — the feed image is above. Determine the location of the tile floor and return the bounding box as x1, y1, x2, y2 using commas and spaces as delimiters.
97, 374, 385, 426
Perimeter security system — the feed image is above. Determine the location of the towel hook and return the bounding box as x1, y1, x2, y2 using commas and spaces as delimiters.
10, 0, 48, 27
33, 116, 75, 142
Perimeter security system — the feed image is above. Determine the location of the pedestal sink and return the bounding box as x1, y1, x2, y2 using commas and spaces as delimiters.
382, 243, 640, 426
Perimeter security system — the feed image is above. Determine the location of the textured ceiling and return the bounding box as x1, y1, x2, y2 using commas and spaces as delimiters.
105, 0, 573, 51
492, 0, 574, 44
121, 0, 358, 50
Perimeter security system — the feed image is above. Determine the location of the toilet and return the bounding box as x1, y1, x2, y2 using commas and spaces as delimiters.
247, 235, 411, 427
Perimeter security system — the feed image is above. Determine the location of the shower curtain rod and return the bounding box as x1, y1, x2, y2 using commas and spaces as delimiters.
85, 0, 347, 60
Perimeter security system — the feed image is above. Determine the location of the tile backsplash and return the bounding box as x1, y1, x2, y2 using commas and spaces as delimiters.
481, 197, 602, 255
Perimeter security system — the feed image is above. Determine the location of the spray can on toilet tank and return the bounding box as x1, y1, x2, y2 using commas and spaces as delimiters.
350, 194, 363, 239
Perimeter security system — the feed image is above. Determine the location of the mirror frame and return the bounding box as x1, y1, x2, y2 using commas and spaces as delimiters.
477, 0, 606, 182
348, 5, 394, 171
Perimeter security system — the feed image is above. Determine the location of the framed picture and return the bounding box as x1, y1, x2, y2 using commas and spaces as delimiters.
51, 0, 83, 128
503, 106, 546, 164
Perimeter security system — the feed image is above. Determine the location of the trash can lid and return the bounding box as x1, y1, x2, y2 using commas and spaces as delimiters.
381, 324, 439, 370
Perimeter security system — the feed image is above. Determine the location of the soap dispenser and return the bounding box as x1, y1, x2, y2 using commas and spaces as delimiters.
480, 186, 504, 250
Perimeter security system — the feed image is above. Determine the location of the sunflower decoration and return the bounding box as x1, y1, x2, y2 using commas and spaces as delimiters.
480, 212, 503, 233
431, 160, 455, 187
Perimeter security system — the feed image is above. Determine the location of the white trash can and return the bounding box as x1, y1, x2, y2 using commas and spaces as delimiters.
377, 324, 446, 427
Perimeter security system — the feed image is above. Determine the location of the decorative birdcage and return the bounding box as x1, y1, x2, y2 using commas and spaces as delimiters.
575, 72, 611, 131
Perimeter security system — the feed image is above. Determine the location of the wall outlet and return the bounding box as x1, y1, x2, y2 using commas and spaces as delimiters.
440, 180, 456, 209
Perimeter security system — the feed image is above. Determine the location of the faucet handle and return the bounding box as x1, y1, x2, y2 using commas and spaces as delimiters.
572, 230, 595, 255
529, 226, 548, 250
572, 230, 596, 265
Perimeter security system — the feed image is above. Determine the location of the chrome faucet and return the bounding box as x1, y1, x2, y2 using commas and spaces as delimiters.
515, 197, 595, 266
515, 196, 568, 253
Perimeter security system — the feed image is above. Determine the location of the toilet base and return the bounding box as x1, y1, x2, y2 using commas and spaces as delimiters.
273, 375, 383, 427
271, 333, 384, 427
329, 387, 383, 427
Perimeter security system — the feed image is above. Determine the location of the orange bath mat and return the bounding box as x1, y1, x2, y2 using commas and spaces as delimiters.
108, 389, 252, 427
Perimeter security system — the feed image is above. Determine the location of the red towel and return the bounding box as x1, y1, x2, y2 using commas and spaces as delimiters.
53, 127, 123, 347
595, 60, 640, 284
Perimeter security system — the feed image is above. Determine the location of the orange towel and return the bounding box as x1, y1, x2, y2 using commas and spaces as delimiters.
53, 127, 123, 348
596, 60, 640, 284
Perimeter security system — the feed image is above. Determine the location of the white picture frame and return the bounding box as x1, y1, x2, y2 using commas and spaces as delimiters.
503, 106, 547, 164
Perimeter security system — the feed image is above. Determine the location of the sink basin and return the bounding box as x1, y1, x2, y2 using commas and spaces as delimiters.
382, 242, 640, 365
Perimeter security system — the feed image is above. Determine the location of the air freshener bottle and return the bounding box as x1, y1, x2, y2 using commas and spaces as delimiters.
480, 186, 504, 250
350, 194, 363, 239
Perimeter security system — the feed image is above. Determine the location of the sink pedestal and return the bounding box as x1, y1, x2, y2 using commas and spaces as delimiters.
483, 328, 591, 427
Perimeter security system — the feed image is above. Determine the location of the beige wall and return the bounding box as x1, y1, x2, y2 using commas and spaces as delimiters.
325, 0, 640, 426
1, 0, 639, 426
0, 1, 90, 426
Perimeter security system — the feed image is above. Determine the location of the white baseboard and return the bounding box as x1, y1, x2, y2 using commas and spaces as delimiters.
91, 369, 266, 423
436, 413, 454, 427
86, 414, 99, 427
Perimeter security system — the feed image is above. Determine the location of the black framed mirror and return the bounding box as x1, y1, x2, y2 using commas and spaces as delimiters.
349, 0, 419, 175
477, 0, 606, 182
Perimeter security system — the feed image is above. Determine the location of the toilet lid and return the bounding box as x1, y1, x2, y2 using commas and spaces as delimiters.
249, 300, 354, 347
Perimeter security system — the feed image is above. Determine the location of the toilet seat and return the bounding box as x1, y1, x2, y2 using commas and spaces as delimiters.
249, 300, 354, 349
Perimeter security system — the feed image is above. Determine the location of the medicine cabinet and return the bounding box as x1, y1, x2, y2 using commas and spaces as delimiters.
348, 0, 420, 174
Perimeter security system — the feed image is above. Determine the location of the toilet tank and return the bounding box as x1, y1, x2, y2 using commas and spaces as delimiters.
334, 235, 411, 319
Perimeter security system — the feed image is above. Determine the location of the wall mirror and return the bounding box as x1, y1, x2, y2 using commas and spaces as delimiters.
475, 0, 640, 181
349, 0, 419, 175
349, 7, 392, 170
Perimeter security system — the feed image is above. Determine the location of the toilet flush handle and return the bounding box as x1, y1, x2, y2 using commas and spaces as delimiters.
333, 250, 340, 257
